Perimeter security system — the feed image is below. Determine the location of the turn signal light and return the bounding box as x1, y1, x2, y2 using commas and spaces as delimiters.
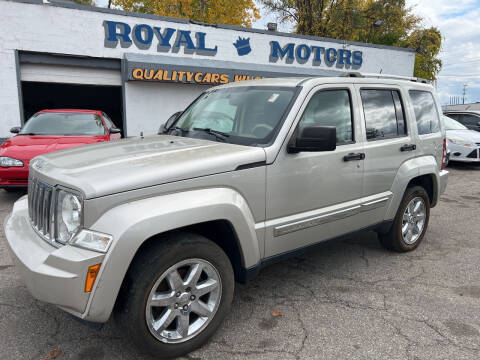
441, 138, 447, 170
85, 264, 101, 293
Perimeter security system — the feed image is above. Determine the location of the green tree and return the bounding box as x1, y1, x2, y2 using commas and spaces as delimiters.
112, 0, 260, 27
404, 27, 442, 80
261, 0, 442, 80
74, 0, 96, 6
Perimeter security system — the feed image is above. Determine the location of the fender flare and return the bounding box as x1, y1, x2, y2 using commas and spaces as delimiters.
84, 187, 260, 322
385, 156, 440, 220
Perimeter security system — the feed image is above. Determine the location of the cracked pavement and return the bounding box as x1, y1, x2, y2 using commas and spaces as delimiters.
1, 163, 480, 359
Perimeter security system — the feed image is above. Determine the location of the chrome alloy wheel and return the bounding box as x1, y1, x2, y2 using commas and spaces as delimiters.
145, 258, 222, 344
402, 197, 426, 245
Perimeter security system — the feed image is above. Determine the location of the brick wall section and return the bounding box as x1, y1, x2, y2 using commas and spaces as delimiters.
0, 49, 21, 138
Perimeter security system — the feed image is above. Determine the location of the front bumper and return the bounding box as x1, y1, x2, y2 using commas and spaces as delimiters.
448, 144, 480, 162
3, 197, 104, 317
0, 166, 29, 187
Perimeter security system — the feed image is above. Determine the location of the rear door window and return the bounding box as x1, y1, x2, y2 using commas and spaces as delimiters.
360, 89, 407, 140
408, 90, 440, 135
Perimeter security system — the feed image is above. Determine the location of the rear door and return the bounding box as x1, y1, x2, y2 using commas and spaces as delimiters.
355, 84, 414, 223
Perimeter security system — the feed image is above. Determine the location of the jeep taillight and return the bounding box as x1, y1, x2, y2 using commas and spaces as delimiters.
441, 138, 447, 170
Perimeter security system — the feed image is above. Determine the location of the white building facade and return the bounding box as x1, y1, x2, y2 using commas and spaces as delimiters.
0, 0, 416, 138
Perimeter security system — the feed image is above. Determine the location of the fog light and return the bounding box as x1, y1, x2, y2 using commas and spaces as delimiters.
85, 264, 101, 293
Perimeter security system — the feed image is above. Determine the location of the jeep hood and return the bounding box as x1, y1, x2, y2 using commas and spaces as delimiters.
32, 135, 266, 198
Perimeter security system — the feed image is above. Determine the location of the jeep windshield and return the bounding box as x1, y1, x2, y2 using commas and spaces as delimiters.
168, 86, 298, 146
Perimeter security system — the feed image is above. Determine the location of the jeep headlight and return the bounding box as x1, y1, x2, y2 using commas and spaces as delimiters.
0, 156, 23, 167
56, 189, 82, 244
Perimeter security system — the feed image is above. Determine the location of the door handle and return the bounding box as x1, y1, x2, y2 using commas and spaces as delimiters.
400, 144, 416, 152
343, 152, 365, 161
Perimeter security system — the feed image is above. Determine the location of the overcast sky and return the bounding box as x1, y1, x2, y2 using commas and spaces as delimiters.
406, 0, 480, 105
96, 0, 480, 105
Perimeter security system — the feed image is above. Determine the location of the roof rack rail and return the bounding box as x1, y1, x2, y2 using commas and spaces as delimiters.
340, 72, 429, 84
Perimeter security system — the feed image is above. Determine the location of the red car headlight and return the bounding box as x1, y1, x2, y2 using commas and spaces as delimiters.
0, 156, 24, 167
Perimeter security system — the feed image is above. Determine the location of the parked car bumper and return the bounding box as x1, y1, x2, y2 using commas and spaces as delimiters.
448, 143, 480, 162
0, 166, 29, 187
4, 196, 104, 318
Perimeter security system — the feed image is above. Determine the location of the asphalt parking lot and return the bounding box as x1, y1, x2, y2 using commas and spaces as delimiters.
1, 164, 480, 360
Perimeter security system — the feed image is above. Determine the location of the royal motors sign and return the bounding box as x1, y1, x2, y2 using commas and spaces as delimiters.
104, 20, 366, 71
103, 21, 218, 56
269, 41, 362, 68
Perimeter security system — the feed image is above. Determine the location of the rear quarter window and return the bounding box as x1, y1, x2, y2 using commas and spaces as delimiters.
409, 90, 440, 135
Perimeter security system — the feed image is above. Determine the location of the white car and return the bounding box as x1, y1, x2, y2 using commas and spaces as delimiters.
443, 115, 480, 163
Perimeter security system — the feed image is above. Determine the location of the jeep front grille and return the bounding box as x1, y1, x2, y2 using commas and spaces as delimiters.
28, 177, 55, 240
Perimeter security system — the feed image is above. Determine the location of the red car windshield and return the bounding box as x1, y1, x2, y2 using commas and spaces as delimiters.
20, 113, 106, 136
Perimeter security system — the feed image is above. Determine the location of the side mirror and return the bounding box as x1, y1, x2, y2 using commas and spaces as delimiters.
287, 126, 337, 153
477, 121, 480, 127
10, 126, 21, 134
109, 127, 121, 134
159, 111, 182, 134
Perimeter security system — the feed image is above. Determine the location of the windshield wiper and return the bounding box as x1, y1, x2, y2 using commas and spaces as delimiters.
164, 126, 188, 135
193, 128, 230, 141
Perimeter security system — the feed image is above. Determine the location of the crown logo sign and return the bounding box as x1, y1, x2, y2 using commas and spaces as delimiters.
233, 37, 251, 56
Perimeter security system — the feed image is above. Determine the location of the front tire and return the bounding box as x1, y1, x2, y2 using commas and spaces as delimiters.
379, 186, 430, 252
115, 233, 234, 359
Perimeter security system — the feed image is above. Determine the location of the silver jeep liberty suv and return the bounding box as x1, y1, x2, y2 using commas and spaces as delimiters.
4, 73, 448, 358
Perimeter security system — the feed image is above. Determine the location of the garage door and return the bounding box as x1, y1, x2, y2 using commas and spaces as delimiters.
20, 63, 121, 86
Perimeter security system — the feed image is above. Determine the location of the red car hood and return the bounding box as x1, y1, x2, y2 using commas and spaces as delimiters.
0, 135, 107, 162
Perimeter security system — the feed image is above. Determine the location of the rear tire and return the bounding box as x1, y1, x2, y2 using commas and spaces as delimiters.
115, 232, 234, 359
379, 186, 430, 252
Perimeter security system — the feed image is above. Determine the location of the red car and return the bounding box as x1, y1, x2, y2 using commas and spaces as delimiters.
0, 109, 121, 190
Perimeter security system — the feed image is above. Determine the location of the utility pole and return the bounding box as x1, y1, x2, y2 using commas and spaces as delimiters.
462, 84, 467, 104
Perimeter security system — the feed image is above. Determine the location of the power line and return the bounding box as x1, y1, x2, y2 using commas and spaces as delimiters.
438, 74, 480, 77
443, 59, 480, 67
